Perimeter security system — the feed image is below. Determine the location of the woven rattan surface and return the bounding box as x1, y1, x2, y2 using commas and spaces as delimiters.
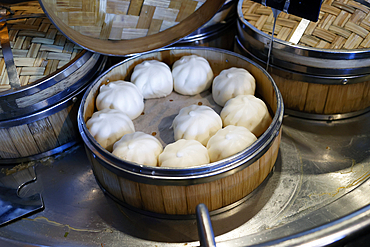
41, 0, 206, 40
242, 0, 370, 50
0, 1, 83, 92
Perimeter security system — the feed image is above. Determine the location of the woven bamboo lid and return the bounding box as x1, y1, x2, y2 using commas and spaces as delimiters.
242, 0, 370, 50
0, 1, 83, 92
39, 0, 225, 56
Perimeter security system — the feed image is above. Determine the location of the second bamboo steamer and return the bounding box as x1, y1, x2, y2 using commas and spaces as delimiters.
0, 2, 106, 163
236, 0, 370, 120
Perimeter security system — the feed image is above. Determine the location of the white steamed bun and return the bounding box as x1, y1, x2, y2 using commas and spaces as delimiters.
221, 94, 271, 137
207, 125, 257, 162
212, 67, 255, 106
86, 108, 135, 152
96, 80, 144, 120
172, 105, 222, 146
131, 60, 173, 99
172, 55, 213, 95
159, 139, 210, 168
112, 132, 163, 166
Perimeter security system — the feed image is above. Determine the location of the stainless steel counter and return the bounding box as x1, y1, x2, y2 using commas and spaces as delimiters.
0, 111, 369, 246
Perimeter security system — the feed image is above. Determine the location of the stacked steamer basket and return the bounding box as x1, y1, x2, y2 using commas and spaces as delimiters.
236, 0, 370, 120
174, 0, 238, 50
78, 47, 284, 216
0, 2, 106, 164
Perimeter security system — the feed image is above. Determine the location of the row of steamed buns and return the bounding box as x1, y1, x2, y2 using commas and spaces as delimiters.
86, 55, 272, 168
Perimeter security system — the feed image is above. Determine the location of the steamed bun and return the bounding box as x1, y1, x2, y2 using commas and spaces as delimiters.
96, 80, 144, 120
86, 109, 135, 151
212, 67, 255, 106
112, 132, 163, 166
172, 105, 222, 146
172, 55, 213, 95
131, 60, 173, 99
221, 95, 271, 137
159, 139, 210, 168
207, 125, 257, 162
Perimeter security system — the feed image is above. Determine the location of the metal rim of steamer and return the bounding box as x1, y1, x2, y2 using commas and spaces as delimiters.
78, 46, 284, 186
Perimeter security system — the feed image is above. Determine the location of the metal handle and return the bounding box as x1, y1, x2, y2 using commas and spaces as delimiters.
0, 22, 20, 89
196, 204, 216, 247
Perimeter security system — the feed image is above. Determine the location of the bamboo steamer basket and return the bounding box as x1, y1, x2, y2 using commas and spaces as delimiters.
78, 47, 284, 216
0, 2, 106, 164
236, 0, 370, 120
173, 0, 238, 51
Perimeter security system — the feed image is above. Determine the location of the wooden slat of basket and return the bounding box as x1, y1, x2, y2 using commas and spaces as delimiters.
343, 33, 363, 49
209, 179, 222, 211
27, 43, 41, 57
48, 104, 78, 145
162, 186, 188, 214
360, 32, 370, 47
221, 170, 244, 207
318, 13, 336, 30
242, 160, 260, 198
324, 82, 366, 114
136, 5, 156, 29
272, 74, 309, 112
20, 67, 45, 76
303, 83, 330, 113
28, 118, 60, 152
345, 21, 369, 37
140, 183, 166, 214
20, 75, 30, 86
329, 25, 352, 38
186, 183, 211, 214
360, 81, 370, 109
119, 177, 143, 209
0, 129, 21, 159
176, 0, 197, 22
330, 35, 347, 48
7, 125, 40, 157
100, 165, 125, 201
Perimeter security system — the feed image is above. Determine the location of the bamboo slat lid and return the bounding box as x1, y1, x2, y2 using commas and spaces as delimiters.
0, 1, 83, 92
242, 0, 370, 50
39, 0, 225, 56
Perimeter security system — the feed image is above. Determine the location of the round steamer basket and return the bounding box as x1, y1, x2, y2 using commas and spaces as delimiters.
78, 47, 284, 217
0, 2, 106, 164
173, 0, 237, 51
236, 0, 370, 120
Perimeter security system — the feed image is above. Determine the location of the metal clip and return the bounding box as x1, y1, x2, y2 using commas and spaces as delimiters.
283, 0, 291, 13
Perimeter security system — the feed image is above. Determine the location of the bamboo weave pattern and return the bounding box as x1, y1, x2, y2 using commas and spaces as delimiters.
242, 0, 370, 49
0, 2, 83, 92
42, 0, 206, 40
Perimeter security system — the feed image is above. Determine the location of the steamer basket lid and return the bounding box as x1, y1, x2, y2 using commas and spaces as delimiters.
39, 0, 225, 56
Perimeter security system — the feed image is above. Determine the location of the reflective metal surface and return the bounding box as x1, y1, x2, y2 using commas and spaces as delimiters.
0, 109, 369, 246
0, 167, 44, 226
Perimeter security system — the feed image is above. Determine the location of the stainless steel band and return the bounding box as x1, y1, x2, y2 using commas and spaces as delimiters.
0, 22, 21, 89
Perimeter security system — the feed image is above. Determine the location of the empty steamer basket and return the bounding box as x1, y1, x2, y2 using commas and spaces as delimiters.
0, 2, 106, 164
78, 47, 284, 216
236, 0, 370, 120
